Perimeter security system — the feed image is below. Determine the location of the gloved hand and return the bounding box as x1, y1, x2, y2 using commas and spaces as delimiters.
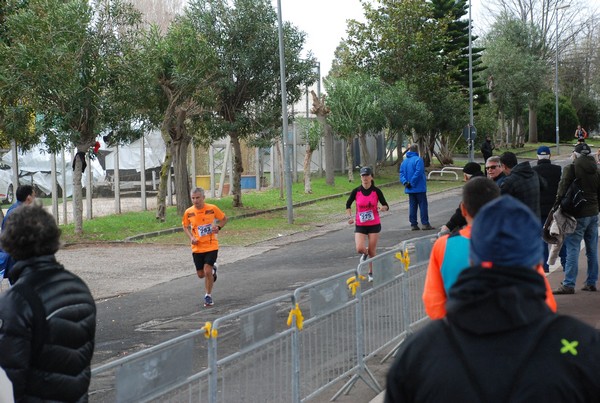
437, 225, 450, 237
404, 182, 412, 189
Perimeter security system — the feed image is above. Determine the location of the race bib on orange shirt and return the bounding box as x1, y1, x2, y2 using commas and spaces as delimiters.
197, 224, 213, 237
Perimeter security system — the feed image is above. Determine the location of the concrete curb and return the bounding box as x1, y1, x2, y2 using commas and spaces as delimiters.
123, 181, 413, 242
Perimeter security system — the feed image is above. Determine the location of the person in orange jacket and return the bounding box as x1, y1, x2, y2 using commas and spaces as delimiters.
423, 177, 557, 319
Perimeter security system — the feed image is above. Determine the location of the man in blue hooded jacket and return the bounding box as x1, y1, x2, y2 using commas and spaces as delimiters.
0, 184, 35, 282
400, 144, 433, 230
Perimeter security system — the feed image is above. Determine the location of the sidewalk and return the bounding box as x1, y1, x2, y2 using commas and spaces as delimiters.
546, 263, 600, 330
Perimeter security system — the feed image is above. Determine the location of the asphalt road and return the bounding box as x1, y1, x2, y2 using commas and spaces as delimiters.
81, 188, 462, 366
0, 155, 576, 402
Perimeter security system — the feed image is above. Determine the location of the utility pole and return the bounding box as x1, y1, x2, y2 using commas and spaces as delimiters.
276, 0, 293, 224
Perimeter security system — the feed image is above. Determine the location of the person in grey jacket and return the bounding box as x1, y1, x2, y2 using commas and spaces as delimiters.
554, 142, 600, 294
0, 205, 96, 402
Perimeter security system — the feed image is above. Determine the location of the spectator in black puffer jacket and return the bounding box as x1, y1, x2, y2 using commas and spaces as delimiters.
499, 151, 546, 217
0, 204, 96, 402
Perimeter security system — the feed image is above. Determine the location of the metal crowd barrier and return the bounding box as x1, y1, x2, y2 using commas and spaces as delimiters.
90, 234, 438, 402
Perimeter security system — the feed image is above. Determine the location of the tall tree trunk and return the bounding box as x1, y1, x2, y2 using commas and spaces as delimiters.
230, 133, 243, 207
303, 145, 313, 194
73, 150, 85, 234
323, 124, 334, 186
510, 118, 517, 147
156, 98, 196, 220
276, 139, 284, 199
310, 90, 334, 186
498, 112, 506, 147
173, 134, 191, 216
156, 128, 173, 222
396, 131, 404, 164
346, 141, 354, 182
359, 133, 371, 170
528, 106, 538, 143
517, 115, 525, 146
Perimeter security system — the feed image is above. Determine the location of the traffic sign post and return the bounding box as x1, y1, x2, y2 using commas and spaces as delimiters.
463, 124, 476, 162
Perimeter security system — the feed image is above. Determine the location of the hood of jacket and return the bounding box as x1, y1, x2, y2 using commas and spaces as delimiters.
9, 255, 63, 284
536, 159, 551, 167
405, 151, 419, 159
446, 265, 550, 335
574, 154, 598, 176
510, 161, 535, 179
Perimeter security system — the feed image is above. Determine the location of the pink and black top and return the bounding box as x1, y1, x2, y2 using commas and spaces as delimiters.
346, 186, 389, 227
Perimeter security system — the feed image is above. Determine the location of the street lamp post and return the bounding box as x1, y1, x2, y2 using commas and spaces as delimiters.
276, 0, 293, 224
555, 4, 570, 155
468, 0, 475, 162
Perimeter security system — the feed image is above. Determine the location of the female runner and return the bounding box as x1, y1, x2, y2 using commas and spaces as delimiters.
346, 166, 390, 281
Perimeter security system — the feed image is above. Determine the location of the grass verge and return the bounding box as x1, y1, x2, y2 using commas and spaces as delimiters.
58, 165, 464, 246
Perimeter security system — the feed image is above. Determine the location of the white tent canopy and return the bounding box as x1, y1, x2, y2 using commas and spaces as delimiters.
2, 147, 105, 197
1, 130, 165, 197
103, 130, 165, 171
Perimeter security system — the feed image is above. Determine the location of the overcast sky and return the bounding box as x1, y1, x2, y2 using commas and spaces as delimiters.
274, 0, 595, 79
274, 0, 486, 78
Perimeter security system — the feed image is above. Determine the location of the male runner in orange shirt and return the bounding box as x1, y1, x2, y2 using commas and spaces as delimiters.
182, 187, 228, 307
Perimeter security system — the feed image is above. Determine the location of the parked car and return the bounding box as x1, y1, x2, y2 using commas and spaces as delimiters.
0, 169, 13, 204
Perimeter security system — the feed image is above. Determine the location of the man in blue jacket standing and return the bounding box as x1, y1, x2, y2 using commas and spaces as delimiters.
400, 144, 433, 230
0, 184, 35, 282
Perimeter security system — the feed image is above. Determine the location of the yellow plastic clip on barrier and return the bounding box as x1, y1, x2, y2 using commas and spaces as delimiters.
201, 321, 218, 339
287, 303, 304, 330
395, 248, 411, 271
346, 276, 360, 296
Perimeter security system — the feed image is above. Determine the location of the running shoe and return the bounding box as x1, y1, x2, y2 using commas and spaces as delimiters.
213, 263, 218, 283
367, 273, 373, 283
552, 285, 574, 295
360, 253, 368, 262
204, 295, 214, 307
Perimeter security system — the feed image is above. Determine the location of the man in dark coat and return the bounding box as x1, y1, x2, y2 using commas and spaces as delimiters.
480, 136, 494, 162
385, 196, 600, 403
499, 151, 545, 217
0, 205, 96, 402
532, 146, 565, 272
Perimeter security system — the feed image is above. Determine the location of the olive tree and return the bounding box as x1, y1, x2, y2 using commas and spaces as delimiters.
185, 0, 316, 207
0, 0, 147, 233
325, 72, 385, 182
137, 18, 220, 220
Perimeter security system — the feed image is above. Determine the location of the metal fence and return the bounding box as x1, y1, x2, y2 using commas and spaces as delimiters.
90, 234, 437, 402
